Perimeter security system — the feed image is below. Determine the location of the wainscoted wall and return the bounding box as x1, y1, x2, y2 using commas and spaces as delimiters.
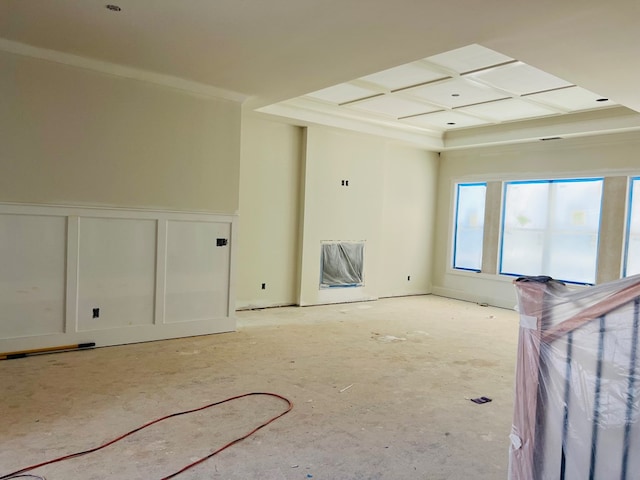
0, 203, 237, 353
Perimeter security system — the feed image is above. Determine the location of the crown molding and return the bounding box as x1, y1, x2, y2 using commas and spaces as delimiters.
258, 101, 444, 151
444, 107, 640, 150
0, 37, 247, 103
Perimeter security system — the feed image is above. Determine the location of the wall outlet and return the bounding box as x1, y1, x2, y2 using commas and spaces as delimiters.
261, 283, 266, 290
407, 275, 411, 281
92, 308, 100, 318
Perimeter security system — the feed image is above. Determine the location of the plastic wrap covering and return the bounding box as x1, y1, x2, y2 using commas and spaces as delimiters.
320, 241, 364, 287
509, 275, 640, 480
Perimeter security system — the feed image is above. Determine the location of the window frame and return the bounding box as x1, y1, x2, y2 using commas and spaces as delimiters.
499, 177, 604, 285
452, 182, 487, 273
623, 176, 640, 277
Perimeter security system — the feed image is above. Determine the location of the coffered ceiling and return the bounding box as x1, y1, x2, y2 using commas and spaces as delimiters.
259, 43, 638, 149
273, 44, 618, 134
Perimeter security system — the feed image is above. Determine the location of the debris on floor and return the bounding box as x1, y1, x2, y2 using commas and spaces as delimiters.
371, 332, 407, 342
470, 396, 492, 404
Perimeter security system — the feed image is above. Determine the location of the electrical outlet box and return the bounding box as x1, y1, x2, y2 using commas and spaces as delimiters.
92, 308, 100, 318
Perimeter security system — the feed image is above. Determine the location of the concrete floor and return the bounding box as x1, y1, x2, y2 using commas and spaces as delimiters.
0, 295, 519, 479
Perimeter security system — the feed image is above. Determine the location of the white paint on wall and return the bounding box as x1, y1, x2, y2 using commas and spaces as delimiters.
299, 127, 384, 306
237, 114, 303, 309
0, 50, 242, 350
298, 126, 439, 306
166, 220, 231, 322
239, 117, 439, 309
0, 213, 67, 338
0, 204, 237, 353
379, 144, 439, 297
433, 131, 640, 308
77, 217, 157, 331
0, 49, 241, 214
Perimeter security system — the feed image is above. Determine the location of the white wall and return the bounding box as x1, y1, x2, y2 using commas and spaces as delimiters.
0, 204, 237, 353
238, 118, 439, 310
1, 48, 439, 343
237, 114, 303, 309
379, 144, 439, 297
299, 126, 439, 306
433, 131, 640, 308
0, 50, 242, 351
0, 50, 241, 213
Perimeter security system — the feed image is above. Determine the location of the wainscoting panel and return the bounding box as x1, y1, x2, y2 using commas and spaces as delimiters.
0, 213, 67, 339
77, 217, 157, 332
0, 204, 237, 353
165, 220, 231, 324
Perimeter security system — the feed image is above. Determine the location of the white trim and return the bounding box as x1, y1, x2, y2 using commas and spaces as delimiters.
227, 218, 239, 319
0, 38, 247, 104
0, 203, 238, 352
65, 215, 80, 334
450, 182, 487, 272
621, 178, 635, 277
431, 285, 515, 310
444, 108, 640, 151
0, 202, 237, 222
258, 102, 444, 150
154, 219, 168, 325
0, 322, 236, 354
445, 178, 458, 274
444, 268, 515, 283
448, 169, 640, 185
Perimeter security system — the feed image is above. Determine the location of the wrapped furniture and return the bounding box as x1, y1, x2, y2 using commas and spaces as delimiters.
510, 275, 640, 479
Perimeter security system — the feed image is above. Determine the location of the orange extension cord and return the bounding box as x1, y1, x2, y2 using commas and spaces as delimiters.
1, 392, 293, 480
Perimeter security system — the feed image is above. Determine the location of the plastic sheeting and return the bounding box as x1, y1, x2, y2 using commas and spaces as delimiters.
320, 241, 364, 287
509, 275, 640, 480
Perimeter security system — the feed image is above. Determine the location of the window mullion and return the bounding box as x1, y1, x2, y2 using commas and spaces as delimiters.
541, 182, 556, 276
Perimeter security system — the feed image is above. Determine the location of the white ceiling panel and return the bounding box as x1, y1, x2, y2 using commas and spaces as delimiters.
347, 95, 442, 118
360, 62, 449, 91
272, 42, 631, 144
407, 77, 508, 108
400, 111, 492, 130
470, 62, 573, 95
457, 98, 559, 122
306, 83, 379, 104
525, 86, 617, 112
425, 44, 514, 74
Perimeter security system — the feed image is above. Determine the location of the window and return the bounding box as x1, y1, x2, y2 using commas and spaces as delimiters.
624, 177, 640, 276
500, 178, 603, 284
453, 183, 486, 271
